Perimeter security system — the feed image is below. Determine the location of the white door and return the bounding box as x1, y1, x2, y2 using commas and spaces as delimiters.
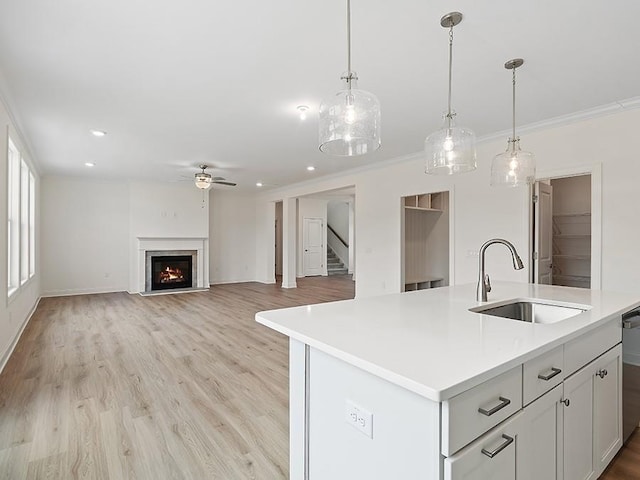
535, 182, 553, 284
563, 362, 597, 480
517, 384, 564, 480
593, 345, 622, 476
303, 217, 324, 276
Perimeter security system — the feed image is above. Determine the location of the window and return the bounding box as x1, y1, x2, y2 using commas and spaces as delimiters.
7, 136, 36, 297
7, 138, 19, 293
29, 172, 35, 278
20, 159, 29, 285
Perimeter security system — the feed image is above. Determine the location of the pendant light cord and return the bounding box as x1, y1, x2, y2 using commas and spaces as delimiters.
511, 65, 517, 149
346, 0, 352, 90
447, 25, 453, 127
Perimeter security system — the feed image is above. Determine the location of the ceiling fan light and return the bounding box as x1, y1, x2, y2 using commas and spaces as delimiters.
195, 171, 212, 190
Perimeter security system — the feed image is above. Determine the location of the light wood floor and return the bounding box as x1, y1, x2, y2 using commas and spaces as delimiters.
0, 276, 355, 479
2, 276, 639, 480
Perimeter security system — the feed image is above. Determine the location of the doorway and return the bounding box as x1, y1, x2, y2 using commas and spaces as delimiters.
532, 174, 592, 288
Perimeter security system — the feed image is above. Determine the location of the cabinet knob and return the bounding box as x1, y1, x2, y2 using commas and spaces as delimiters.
596, 369, 608, 379
561, 398, 570, 407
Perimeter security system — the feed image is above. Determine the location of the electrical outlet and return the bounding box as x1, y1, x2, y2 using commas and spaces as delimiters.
345, 400, 373, 438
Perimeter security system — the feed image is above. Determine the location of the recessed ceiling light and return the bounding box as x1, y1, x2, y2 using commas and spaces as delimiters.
90, 130, 106, 137
307, 166, 315, 171
256, 182, 263, 187
85, 162, 95, 167
297, 105, 309, 120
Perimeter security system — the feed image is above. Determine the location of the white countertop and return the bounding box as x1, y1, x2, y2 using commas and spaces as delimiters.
256, 282, 640, 401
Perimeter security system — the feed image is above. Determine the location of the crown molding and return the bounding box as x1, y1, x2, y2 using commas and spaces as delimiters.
479, 96, 640, 144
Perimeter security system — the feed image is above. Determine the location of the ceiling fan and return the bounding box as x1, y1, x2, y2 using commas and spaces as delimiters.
194, 164, 237, 189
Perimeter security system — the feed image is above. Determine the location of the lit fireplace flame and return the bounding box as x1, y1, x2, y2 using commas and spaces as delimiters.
159, 266, 185, 283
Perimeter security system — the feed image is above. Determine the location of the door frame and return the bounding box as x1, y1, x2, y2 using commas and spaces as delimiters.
528, 164, 602, 289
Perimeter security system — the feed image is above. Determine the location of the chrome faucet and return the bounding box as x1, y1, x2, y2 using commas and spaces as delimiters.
477, 239, 525, 302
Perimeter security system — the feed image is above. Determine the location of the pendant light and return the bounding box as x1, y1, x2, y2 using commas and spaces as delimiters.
425, 12, 477, 175
319, 0, 381, 156
491, 59, 536, 187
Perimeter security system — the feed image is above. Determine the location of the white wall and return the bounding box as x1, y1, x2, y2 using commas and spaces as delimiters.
41, 177, 129, 296
249, 107, 640, 298
0, 98, 41, 369
209, 189, 257, 284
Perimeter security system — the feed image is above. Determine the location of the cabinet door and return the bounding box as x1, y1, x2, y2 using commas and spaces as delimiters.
593, 345, 622, 476
563, 361, 596, 480
445, 413, 520, 480
518, 384, 563, 480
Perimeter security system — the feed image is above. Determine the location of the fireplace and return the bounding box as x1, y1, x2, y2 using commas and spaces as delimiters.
150, 255, 193, 291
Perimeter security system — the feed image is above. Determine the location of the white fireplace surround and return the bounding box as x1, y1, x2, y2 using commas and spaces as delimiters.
136, 237, 208, 293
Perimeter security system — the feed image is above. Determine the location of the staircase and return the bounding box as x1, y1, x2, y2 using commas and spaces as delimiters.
327, 246, 348, 275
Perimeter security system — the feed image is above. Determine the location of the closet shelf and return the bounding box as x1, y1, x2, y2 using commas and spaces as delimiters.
554, 274, 590, 281
404, 206, 443, 213
553, 254, 591, 260
553, 234, 591, 239
553, 212, 591, 218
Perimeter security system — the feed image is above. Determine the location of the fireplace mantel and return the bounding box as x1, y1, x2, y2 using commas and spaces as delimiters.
134, 237, 209, 293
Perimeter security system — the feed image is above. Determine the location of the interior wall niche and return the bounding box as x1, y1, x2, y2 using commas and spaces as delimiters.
401, 191, 450, 292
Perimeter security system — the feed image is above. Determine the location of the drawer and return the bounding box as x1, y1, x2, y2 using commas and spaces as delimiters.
444, 410, 522, 480
442, 366, 522, 456
523, 345, 564, 406
564, 318, 620, 377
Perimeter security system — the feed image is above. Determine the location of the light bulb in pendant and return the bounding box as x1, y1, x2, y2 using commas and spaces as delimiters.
443, 136, 454, 152
344, 104, 356, 125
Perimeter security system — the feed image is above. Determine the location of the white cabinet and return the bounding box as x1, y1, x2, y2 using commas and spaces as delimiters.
518, 384, 564, 480
563, 344, 622, 480
445, 413, 521, 480
593, 346, 623, 474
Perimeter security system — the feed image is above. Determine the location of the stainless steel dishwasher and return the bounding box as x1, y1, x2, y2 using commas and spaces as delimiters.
622, 308, 640, 442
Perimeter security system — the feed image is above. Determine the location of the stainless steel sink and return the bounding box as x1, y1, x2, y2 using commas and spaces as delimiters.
470, 300, 589, 324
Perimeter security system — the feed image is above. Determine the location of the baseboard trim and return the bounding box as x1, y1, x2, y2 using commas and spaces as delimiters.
0, 296, 41, 375
209, 279, 258, 285
41, 287, 127, 298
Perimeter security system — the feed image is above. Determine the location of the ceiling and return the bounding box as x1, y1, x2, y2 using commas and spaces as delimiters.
1, 0, 639, 191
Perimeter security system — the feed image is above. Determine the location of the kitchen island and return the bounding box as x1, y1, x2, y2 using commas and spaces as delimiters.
256, 282, 640, 480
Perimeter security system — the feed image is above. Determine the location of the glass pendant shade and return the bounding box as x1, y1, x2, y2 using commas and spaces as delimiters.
425, 113, 477, 174
490, 138, 535, 187
319, 73, 381, 156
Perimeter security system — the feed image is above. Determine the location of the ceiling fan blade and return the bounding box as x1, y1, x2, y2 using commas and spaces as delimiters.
212, 180, 237, 186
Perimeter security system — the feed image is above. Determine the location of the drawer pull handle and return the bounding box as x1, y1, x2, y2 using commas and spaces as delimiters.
481, 434, 514, 458
478, 396, 511, 416
538, 367, 562, 381
596, 369, 608, 379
